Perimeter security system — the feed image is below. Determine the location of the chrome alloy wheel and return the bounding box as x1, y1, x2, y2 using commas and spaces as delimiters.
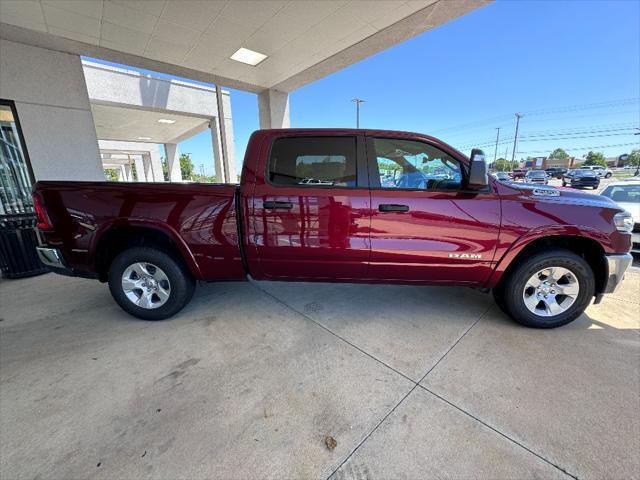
522, 266, 580, 317
121, 262, 171, 309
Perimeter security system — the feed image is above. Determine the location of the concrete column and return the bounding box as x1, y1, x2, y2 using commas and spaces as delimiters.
117, 165, 126, 181
148, 148, 165, 182
134, 155, 146, 181
123, 164, 133, 182
211, 117, 225, 183
223, 116, 238, 182
258, 89, 290, 129
142, 154, 153, 182
164, 143, 182, 182
211, 115, 238, 183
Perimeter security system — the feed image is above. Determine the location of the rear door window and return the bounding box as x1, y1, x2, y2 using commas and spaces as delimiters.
268, 137, 357, 187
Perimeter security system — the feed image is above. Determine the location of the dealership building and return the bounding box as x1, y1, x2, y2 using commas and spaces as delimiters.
0, 0, 486, 275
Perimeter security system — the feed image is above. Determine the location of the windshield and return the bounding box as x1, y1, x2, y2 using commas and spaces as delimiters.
528, 170, 546, 177
600, 184, 640, 203
573, 169, 594, 175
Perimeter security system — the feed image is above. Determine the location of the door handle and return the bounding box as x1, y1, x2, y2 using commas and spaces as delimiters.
379, 204, 410, 213
263, 200, 293, 210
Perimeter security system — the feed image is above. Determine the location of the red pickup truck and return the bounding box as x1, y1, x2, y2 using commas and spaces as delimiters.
33, 129, 633, 328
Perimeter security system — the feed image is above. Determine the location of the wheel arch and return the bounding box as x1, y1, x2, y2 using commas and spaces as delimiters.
488, 232, 608, 295
91, 219, 203, 282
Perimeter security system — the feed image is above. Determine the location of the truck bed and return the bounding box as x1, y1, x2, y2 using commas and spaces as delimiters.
35, 181, 245, 281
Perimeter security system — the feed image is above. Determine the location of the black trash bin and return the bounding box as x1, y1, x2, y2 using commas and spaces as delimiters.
0, 213, 49, 279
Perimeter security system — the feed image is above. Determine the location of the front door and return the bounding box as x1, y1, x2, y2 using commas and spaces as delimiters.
251, 135, 371, 280
367, 136, 501, 285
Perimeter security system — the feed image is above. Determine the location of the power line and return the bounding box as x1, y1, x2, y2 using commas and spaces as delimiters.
430, 98, 639, 136
454, 127, 639, 150
517, 142, 638, 155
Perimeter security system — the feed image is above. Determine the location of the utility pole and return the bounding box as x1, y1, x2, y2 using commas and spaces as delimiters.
200, 164, 205, 178
511, 113, 523, 162
351, 98, 365, 129
493, 127, 501, 162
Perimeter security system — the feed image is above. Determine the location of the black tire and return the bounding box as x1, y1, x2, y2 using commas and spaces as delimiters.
492, 281, 509, 316
605, 173, 612, 178
499, 249, 594, 328
562, 181, 566, 186
108, 247, 195, 320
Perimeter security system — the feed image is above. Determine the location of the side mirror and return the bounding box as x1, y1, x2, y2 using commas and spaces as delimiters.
467, 148, 488, 188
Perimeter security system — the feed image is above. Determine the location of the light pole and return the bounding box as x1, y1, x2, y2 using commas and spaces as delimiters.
351, 98, 365, 129
511, 113, 523, 163
494, 127, 501, 162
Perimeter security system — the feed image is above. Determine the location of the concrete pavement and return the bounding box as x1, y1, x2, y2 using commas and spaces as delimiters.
1, 271, 638, 479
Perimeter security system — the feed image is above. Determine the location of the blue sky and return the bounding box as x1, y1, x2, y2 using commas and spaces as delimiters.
94, 0, 640, 176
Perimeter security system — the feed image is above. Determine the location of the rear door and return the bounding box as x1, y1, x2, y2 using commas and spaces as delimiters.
249, 134, 371, 280
366, 135, 501, 285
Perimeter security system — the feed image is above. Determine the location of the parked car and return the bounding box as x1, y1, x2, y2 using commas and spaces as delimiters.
545, 167, 568, 179
509, 169, 527, 180
492, 171, 511, 182
33, 129, 633, 329
524, 170, 549, 185
600, 180, 640, 253
562, 169, 600, 189
582, 165, 612, 178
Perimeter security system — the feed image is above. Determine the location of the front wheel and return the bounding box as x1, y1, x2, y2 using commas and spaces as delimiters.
498, 249, 594, 328
605, 173, 612, 178
108, 247, 195, 320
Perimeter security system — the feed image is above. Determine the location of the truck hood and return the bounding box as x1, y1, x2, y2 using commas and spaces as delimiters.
501, 182, 619, 210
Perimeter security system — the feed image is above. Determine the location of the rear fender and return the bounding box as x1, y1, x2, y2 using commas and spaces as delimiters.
90, 218, 204, 280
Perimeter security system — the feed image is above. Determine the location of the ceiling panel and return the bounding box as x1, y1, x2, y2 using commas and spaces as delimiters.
42, 0, 103, 19
0, 0, 488, 92
91, 103, 208, 144
0, 0, 46, 31
160, 0, 226, 32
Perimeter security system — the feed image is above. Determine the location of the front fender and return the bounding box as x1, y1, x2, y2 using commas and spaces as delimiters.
484, 224, 609, 289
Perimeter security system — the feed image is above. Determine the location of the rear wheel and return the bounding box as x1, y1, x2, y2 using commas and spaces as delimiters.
498, 249, 594, 328
108, 247, 195, 320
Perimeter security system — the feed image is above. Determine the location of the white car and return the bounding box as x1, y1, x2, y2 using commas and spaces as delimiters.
582, 165, 612, 178
600, 180, 640, 253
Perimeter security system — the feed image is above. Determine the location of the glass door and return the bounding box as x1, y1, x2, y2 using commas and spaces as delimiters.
0, 100, 34, 215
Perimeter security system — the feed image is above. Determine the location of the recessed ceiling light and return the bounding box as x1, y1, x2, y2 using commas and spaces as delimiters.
137, 136, 152, 140
157, 119, 176, 124
230, 47, 267, 66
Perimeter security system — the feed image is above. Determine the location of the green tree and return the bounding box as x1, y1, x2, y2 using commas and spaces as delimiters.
583, 151, 607, 167
548, 148, 569, 160
179, 153, 195, 180
104, 169, 119, 181
626, 149, 640, 167
493, 158, 510, 171
160, 153, 196, 181
161, 156, 169, 181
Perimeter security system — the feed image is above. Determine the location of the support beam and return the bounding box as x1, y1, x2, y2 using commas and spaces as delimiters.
164, 143, 182, 182
258, 89, 290, 129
